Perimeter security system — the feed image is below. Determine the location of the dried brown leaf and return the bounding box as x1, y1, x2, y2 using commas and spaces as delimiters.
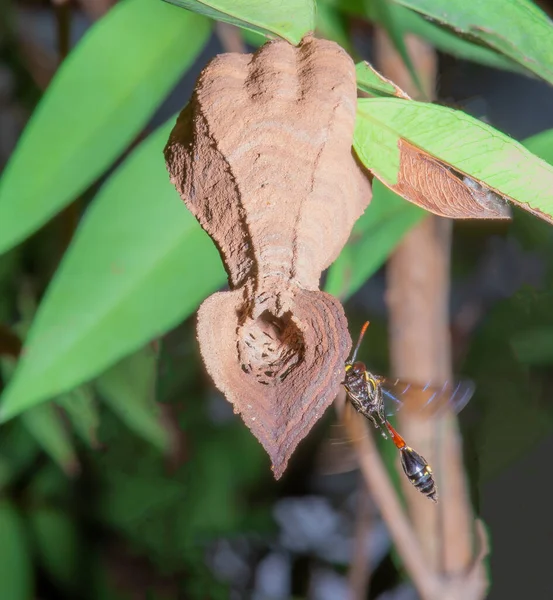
394, 139, 512, 219
165, 36, 372, 477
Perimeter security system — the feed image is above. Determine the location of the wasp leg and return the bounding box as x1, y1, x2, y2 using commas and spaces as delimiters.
376, 409, 388, 438
367, 413, 388, 439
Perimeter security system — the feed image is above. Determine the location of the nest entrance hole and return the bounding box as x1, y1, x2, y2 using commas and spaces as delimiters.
238, 311, 305, 385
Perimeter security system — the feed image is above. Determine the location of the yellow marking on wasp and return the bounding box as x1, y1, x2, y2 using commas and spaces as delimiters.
345, 364, 352, 371
364, 372, 378, 389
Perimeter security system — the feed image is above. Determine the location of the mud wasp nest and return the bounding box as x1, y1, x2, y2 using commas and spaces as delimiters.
165, 36, 371, 476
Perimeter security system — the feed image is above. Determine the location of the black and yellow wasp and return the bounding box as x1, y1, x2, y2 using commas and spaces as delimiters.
343, 322, 474, 503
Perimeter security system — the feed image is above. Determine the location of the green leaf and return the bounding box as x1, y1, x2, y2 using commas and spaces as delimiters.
514, 129, 553, 250
0, 500, 33, 600
95, 344, 168, 451
21, 403, 79, 475
163, 0, 315, 45
393, 0, 553, 84
0, 412, 40, 490
0, 120, 225, 421
240, 28, 267, 48
28, 509, 79, 591
0, 0, 210, 255
354, 98, 553, 222
323, 0, 523, 72
391, 3, 524, 73
369, 0, 423, 96
355, 61, 411, 98
325, 180, 424, 299
523, 128, 553, 163
511, 327, 553, 365
0, 358, 41, 487
56, 385, 100, 448
316, 2, 353, 53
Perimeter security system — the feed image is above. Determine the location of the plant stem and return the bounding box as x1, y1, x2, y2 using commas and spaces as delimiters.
373, 29, 488, 599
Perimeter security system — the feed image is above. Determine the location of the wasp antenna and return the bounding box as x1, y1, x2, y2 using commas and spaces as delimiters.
350, 321, 370, 363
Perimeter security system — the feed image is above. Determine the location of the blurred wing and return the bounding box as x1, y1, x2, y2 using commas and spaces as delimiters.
315, 403, 368, 476
381, 378, 475, 417
315, 423, 359, 475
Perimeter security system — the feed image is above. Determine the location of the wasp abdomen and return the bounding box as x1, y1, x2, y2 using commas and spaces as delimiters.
400, 446, 438, 502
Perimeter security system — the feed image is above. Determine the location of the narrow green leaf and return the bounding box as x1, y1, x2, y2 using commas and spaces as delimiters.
398, 8, 523, 73
323, 0, 523, 72
163, 0, 315, 45
355, 61, 411, 98
56, 385, 100, 448
0, 0, 210, 255
394, 0, 553, 84
316, 2, 353, 53
393, 4, 524, 73
29, 509, 79, 591
0, 500, 33, 600
0, 358, 41, 487
325, 180, 424, 298
3, 306, 79, 473
369, 0, 423, 96
0, 401, 40, 489
21, 403, 79, 475
95, 344, 168, 451
0, 120, 225, 421
354, 98, 553, 223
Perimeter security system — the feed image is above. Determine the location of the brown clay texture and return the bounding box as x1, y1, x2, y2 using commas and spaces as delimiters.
165, 36, 372, 477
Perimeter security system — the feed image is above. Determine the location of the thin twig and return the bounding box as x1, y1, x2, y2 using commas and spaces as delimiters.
348, 479, 373, 599
216, 22, 246, 54
342, 399, 441, 600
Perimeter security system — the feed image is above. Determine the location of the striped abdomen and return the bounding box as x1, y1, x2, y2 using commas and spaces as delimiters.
399, 446, 438, 502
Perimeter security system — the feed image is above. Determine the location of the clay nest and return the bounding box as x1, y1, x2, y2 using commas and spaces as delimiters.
165, 35, 372, 477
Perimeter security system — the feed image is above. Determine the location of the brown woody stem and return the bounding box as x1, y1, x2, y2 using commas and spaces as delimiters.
372, 29, 488, 600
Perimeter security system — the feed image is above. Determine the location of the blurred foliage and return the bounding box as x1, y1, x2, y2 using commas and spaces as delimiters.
0, 0, 553, 596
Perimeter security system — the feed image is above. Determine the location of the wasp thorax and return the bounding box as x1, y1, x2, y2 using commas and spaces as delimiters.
238, 310, 305, 386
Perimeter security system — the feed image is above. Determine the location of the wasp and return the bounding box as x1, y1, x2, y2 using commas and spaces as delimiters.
343, 322, 474, 503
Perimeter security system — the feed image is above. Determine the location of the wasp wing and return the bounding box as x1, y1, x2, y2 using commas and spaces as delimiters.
381, 378, 475, 417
